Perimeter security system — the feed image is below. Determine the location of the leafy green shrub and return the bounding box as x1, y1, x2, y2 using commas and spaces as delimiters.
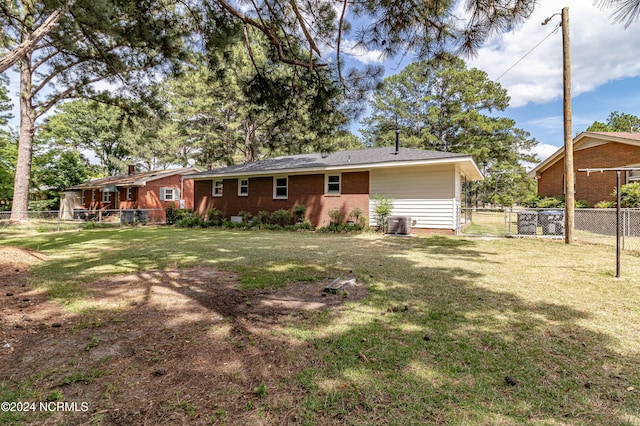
165, 203, 194, 225
520, 193, 540, 208
328, 208, 344, 225
349, 207, 364, 225
224, 220, 251, 229
595, 200, 615, 208
165, 204, 177, 225
293, 220, 313, 231
237, 210, 252, 223
614, 182, 640, 207
372, 194, 393, 232
167, 208, 193, 224
575, 200, 589, 208
177, 212, 206, 228
293, 204, 307, 222
263, 223, 284, 231
535, 196, 564, 208
254, 210, 271, 225
206, 208, 225, 225
270, 209, 292, 226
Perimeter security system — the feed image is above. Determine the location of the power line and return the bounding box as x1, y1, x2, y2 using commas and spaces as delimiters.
496, 22, 561, 82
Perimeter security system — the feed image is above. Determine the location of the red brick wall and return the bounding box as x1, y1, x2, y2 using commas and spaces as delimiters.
192, 171, 370, 227
182, 178, 194, 210
537, 142, 640, 206
137, 175, 184, 222
76, 174, 192, 222
194, 180, 214, 213
118, 187, 138, 210
81, 189, 110, 210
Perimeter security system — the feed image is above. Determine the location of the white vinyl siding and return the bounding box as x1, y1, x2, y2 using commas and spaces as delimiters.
369, 164, 461, 230
454, 171, 462, 200
370, 164, 455, 199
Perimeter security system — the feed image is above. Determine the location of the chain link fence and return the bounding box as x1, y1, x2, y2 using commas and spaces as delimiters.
0, 208, 166, 232
462, 207, 640, 252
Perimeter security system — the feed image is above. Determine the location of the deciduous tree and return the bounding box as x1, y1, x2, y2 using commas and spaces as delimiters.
586, 111, 640, 132
31, 147, 90, 209
39, 100, 133, 176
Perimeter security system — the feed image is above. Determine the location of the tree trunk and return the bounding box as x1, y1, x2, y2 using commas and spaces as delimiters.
244, 119, 258, 162
0, 0, 75, 73
10, 53, 37, 221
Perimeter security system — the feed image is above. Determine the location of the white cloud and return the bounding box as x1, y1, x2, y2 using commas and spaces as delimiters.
531, 142, 560, 162
468, 0, 640, 108
339, 39, 386, 65
523, 142, 561, 170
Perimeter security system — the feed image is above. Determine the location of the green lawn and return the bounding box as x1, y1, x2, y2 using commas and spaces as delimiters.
2, 227, 640, 425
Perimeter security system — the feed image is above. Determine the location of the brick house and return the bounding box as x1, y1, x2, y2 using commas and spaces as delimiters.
67, 166, 199, 222
528, 132, 640, 206
185, 147, 483, 234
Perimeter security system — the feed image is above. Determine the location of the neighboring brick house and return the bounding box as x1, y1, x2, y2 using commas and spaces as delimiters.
528, 132, 640, 206
185, 147, 483, 234
67, 166, 199, 222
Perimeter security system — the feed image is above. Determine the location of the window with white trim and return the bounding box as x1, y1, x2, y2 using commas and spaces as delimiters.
274, 177, 288, 199
326, 174, 341, 194
125, 187, 133, 201
102, 191, 112, 203
213, 180, 223, 197
160, 187, 180, 201
238, 178, 249, 196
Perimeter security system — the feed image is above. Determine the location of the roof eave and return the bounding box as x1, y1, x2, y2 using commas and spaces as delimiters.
528, 131, 640, 177
188, 156, 483, 180
67, 167, 200, 190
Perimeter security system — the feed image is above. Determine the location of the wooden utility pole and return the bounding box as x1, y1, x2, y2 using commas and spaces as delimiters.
562, 7, 574, 244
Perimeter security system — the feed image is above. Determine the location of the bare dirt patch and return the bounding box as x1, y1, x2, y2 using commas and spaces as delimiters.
0, 250, 366, 425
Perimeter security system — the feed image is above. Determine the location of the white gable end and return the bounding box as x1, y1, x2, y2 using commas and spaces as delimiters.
369, 164, 462, 230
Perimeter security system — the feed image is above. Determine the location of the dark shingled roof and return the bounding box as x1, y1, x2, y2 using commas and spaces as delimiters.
68, 167, 199, 190
190, 147, 476, 178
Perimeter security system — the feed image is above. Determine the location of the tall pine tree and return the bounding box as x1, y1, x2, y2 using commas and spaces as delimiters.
2, 0, 189, 219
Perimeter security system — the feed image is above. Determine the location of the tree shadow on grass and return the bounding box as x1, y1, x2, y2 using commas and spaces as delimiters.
3, 229, 639, 425
291, 269, 639, 425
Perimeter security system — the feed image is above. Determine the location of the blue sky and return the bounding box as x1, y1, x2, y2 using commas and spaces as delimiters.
347, 0, 640, 165
467, 0, 640, 163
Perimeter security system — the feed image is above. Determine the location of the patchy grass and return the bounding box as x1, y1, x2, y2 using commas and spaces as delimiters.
1, 227, 640, 424
463, 210, 509, 236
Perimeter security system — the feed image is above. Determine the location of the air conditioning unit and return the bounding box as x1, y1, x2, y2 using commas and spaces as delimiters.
387, 216, 412, 235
